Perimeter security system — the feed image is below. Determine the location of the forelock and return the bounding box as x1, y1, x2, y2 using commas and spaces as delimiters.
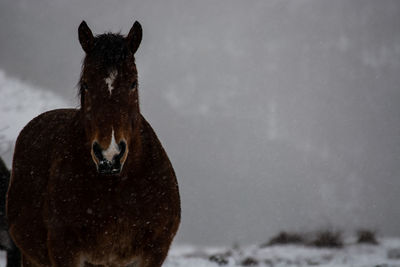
91, 33, 130, 68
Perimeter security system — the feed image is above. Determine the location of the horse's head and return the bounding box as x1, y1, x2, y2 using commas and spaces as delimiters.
78, 21, 142, 175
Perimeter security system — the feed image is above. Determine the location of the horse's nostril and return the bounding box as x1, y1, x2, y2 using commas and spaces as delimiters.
92, 142, 104, 160
119, 141, 126, 155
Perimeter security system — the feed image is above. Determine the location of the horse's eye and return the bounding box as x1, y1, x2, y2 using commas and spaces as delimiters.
130, 81, 137, 90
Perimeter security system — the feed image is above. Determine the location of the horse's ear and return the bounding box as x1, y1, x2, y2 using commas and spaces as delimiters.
78, 21, 94, 53
126, 21, 142, 54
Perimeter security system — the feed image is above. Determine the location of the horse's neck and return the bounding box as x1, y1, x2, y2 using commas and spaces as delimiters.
126, 115, 146, 167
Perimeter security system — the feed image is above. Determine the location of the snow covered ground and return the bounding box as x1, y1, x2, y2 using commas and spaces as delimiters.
164, 238, 400, 266
0, 239, 399, 267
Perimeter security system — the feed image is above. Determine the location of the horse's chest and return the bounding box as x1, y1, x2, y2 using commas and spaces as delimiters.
53, 178, 151, 217
48, 177, 171, 265
82, 219, 141, 266
76, 190, 159, 243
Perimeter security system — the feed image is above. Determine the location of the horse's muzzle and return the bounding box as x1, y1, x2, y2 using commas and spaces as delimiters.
98, 159, 121, 175
92, 141, 126, 175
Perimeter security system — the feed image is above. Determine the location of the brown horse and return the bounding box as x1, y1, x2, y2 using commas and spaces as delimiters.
7, 21, 180, 267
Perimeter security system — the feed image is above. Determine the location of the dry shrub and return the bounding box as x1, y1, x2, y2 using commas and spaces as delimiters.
310, 230, 343, 248
208, 251, 231, 266
356, 229, 378, 245
241, 257, 259, 266
261, 231, 305, 247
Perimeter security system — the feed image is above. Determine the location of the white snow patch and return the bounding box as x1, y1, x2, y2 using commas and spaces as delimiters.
163, 238, 400, 266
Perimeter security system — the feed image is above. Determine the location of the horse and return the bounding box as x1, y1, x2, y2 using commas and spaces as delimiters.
7, 21, 181, 267
0, 157, 20, 267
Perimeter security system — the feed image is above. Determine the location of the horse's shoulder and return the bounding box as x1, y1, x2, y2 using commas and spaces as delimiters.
17, 108, 78, 139
25, 108, 78, 127
9, 109, 80, 225
13, 108, 81, 169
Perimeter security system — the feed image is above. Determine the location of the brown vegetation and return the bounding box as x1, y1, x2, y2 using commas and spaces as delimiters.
241, 257, 259, 266
356, 229, 378, 245
310, 230, 343, 248
261, 231, 305, 247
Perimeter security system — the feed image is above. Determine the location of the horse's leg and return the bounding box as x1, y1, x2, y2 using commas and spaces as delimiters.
47, 229, 81, 267
6, 240, 21, 267
141, 252, 167, 267
8, 225, 49, 267
141, 244, 171, 267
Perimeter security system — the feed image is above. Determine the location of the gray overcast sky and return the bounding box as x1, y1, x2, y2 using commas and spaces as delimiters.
1, 0, 400, 245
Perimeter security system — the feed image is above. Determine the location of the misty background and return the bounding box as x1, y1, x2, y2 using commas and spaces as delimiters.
0, 0, 400, 246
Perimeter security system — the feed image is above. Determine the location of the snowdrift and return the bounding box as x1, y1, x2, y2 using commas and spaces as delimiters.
163, 238, 400, 266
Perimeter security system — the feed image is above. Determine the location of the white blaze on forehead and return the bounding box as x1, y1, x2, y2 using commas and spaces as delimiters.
105, 70, 118, 94
102, 129, 120, 161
